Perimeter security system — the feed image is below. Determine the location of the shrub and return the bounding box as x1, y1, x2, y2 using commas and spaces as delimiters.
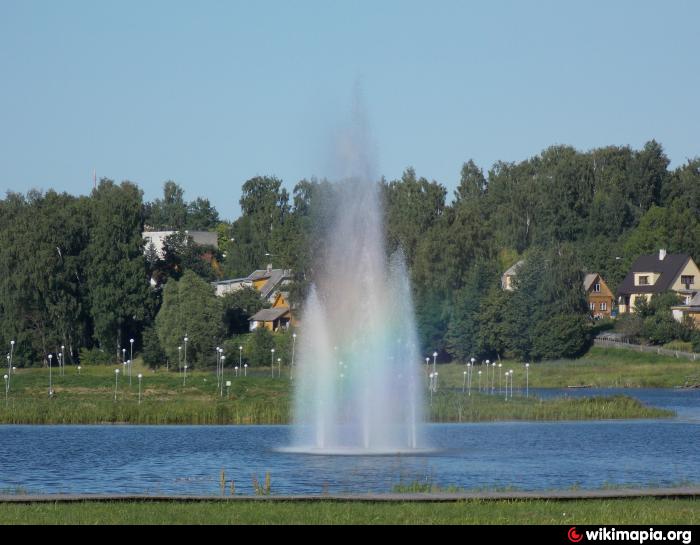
78, 347, 113, 365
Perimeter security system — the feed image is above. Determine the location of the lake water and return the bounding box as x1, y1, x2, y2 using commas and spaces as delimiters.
1, 389, 698, 496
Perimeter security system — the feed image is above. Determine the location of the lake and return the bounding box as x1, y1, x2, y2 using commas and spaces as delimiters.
1, 388, 698, 496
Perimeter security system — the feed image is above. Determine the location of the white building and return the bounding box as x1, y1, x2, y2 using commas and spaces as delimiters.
142, 230, 218, 259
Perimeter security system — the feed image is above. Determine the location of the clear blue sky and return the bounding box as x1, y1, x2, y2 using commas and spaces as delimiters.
1, 1, 698, 220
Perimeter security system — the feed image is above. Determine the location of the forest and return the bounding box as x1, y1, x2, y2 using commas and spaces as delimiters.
1, 140, 699, 368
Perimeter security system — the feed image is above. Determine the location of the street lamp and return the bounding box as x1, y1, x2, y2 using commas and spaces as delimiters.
277, 357, 281, 379
137, 373, 143, 405
129, 339, 134, 384
238, 346, 243, 371
48, 354, 53, 397
244, 364, 248, 377
462, 370, 467, 393
270, 348, 275, 378
466, 362, 472, 396
509, 369, 514, 400
235, 366, 239, 377
184, 337, 189, 372
478, 369, 482, 392
114, 368, 120, 401
8, 340, 15, 391
525, 363, 530, 398
178, 346, 182, 373
183, 364, 188, 386
291, 333, 297, 380
432, 351, 438, 374
77, 365, 81, 376
485, 360, 490, 393
220, 356, 226, 397
61, 345, 65, 377
226, 380, 231, 399
122, 348, 126, 365
3, 374, 8, 406
498, 363, 503, 394
491, 362, 496, 393
428, 373, 434, 406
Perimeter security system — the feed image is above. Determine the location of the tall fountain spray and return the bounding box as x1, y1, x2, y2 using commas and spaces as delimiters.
288, 106, 427, 454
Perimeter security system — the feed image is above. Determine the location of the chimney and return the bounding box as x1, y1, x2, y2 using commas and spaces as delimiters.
266, 263, 273, 273
659, 249, 667, 261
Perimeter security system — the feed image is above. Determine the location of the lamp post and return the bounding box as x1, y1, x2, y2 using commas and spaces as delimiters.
525, 363, 530, 398
509, 369, 514, 400
48, 354, 53, 397
235, 366, 239, 377
129, 339, 134, 385
62, 345, 66, 377
8, 340, 15, 389
485, 360, 490, 393
478, 370, 482, 392
226, 380, 231, 399
238, 346, 243, 372
244, 364, 248, 377
122, 348, 126, 366
220, 356, 225, 397
178, 346, 182, 373
498, 363, 503, 394
491, 362, 496, 394
137, 373, 143, 405
466, 362, 472, 396
291, 333, 297, 380
183, 364, 188, 386
184, 337, 188, 373
114, 368, 120, 401
3, 374, 8, 406
462, 370, 467, 393
277, 357, 281, 379
432, 351, 438, 374
77, 365, 81, 376
270, 348, 275, 378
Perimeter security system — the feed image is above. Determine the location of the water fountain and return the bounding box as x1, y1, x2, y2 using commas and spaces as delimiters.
282, 171, 429, 455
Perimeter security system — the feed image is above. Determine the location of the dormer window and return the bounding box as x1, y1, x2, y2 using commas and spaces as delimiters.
638, 276, 650, 286
593, 283, 601, 292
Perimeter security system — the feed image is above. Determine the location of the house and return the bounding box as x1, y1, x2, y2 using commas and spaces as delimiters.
671, 292, 700, 326
617, 250, 700, 314
501, 260, 524, 291
142, 230, 218, 259
501, 261, 613, 317
248, 292, 296, 332
584, 273, 614, 318
212, 265, 292, 302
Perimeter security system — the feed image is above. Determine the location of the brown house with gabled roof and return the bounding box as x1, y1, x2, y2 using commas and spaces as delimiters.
617, 250, 700, 313
584, 273, 614, 318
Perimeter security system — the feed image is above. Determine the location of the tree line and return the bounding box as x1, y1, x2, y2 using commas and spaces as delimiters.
1, 140, 699, 367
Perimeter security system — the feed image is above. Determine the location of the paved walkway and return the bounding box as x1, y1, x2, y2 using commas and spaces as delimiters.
2, 488, 700, 503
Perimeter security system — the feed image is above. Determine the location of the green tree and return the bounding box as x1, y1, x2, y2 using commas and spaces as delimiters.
86, 180, 152, 358
155, 270, 224, 368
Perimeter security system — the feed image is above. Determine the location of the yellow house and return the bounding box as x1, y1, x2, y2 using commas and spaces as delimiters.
248, 292, 297, 332
617, 250, 700, 313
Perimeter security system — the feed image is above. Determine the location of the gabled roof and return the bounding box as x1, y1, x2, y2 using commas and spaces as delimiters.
617, 253, 690, 296
246, 268, 292, 299
249, 307, 290, 322
583, 273, 598, 292
502, 260, 525, 277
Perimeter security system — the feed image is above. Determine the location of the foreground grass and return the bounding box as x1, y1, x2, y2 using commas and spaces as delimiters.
437, 347, 700, 389
0, 498, 697, 524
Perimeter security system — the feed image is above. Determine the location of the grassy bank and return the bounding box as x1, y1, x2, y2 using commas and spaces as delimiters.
437, 347, 700, 389
0, 498, 697, 524
0, 360, 674, 424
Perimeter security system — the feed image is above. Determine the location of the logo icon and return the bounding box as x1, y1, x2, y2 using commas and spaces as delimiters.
568, 527, 583, 543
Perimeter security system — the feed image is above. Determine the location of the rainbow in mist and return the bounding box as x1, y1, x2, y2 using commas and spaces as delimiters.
284, 176, 429, 455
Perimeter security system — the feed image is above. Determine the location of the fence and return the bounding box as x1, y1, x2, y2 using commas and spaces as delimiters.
593, 337, 700, 361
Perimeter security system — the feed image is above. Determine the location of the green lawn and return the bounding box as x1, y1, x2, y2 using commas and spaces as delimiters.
0, 347, 684, 425
0, 498, 697, 525
436, 347, 700, 389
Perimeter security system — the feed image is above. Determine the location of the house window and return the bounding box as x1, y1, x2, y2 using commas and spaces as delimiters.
681, 275, 695, 287
589, 302, 595, 311
600, 302, 607, 311
638, 276, 650, 286
594, 283, 601, 292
